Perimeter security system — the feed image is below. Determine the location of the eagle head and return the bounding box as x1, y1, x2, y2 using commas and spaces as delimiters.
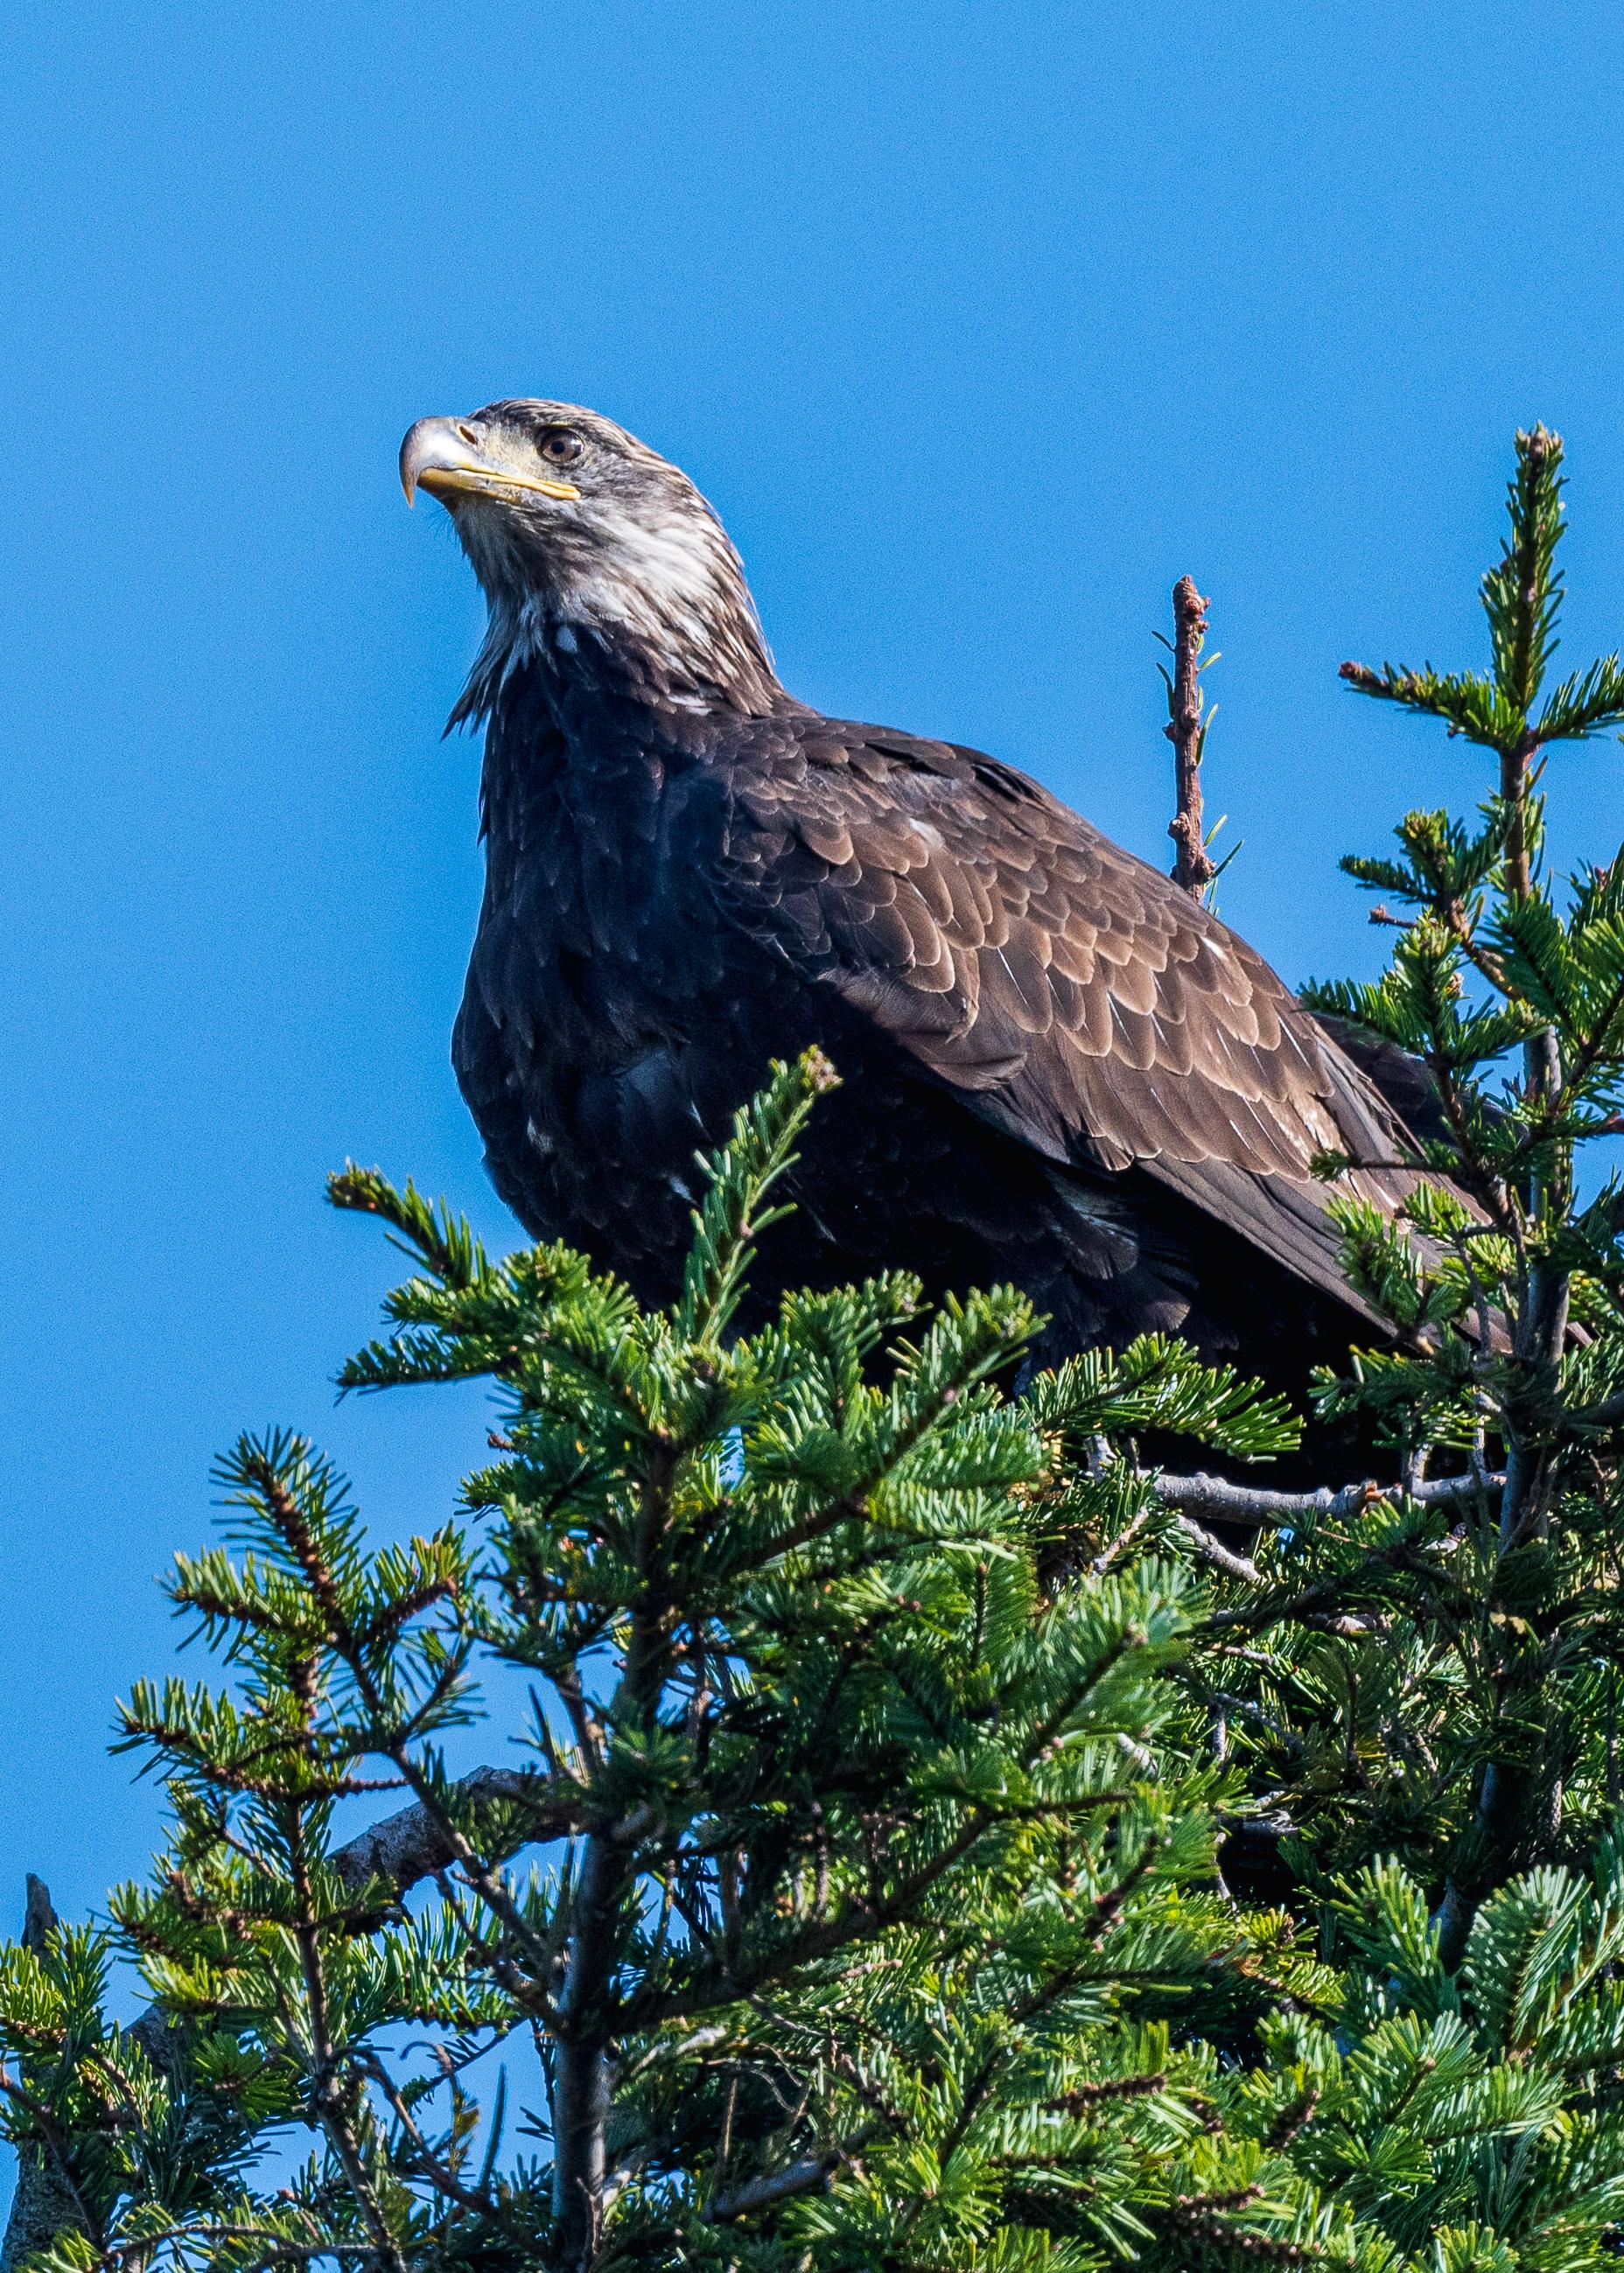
401, 400, 779, 723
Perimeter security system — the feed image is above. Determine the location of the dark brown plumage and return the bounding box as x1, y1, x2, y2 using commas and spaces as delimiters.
401, 401, 1420, 1392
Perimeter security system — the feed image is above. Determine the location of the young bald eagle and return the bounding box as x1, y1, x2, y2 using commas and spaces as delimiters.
401, 401, 1418, 1388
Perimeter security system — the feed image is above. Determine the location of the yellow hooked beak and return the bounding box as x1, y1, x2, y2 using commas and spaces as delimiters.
399, 416, 580, 507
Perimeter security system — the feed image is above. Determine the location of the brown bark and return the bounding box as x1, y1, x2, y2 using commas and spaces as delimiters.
1166, 575, 1217, 899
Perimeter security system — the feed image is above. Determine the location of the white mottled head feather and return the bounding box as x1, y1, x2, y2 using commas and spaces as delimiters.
405, 399, 781, 728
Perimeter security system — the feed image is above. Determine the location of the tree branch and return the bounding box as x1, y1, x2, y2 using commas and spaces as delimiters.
1150, 1467, 1503, 1525
327, 1765, 577, 1897
4, 1768, 580, 2263
1175, 1514, 1261, 1583
703, 2127, 879, 2224
552, 1439, 682, 2271
1165, 575, 1217, 899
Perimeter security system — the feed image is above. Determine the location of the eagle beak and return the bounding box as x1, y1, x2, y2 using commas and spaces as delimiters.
399, 416, 581, 507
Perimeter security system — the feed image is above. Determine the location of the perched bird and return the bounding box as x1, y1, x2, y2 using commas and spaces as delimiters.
401, 401, 1420, 1391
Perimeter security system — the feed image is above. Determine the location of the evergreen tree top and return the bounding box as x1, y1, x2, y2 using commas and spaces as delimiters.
12, 427, 1624, 2269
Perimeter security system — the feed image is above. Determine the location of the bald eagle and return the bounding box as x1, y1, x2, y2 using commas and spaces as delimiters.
401, 401, 1419, 1389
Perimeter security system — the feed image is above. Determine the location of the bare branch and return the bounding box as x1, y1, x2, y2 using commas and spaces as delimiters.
704, 2126, 879, 2223
1165, 575, 1217, 899
1151, 1467, 1503, 1526
1175, 1515, 1261, 1583
329, 1765, 578, 1897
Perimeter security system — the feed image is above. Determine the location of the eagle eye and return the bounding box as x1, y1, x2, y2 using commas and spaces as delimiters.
539, 427, 586, 468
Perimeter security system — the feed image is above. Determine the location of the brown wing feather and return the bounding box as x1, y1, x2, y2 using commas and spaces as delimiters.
719, 721, 1418, 1307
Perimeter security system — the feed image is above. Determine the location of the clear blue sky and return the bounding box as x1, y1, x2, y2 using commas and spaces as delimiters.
2, 0, 1622, 1931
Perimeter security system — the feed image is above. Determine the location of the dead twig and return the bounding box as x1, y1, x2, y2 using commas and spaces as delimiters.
1164, 575, 1218, 899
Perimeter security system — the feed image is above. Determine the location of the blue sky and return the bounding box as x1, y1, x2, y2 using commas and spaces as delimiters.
1, 0, 1622, 1933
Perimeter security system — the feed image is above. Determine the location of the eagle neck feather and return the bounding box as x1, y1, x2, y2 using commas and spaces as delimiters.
448, 522, 782, 736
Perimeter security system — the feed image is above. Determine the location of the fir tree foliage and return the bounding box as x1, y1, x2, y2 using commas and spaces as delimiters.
1223, 425, 1624, 1961
2, 1056, 1622, 2270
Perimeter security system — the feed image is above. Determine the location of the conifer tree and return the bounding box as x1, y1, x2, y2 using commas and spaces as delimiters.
4, 1055, 1624, 2269
0, 1060, 1285, 2270
9, 434, 1624, 2269
1179, 426, 1624, 1964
